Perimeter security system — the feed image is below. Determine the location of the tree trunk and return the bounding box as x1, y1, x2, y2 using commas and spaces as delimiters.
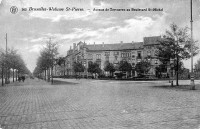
1, 65, 4, 86
48, 68, 50, 82
51, 66, 53, 84
13, 68, 14, 82
16, 70, 18, 81
176, 71, 179, 86
64, 62, 66, 76
44, 69, 46, 81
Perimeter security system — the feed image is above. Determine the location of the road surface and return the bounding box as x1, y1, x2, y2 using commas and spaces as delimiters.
0, 78, 200, 129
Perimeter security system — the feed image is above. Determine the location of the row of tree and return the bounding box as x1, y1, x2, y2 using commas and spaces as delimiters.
72, 60, 151, 78
33, 39, 59, 83
0, 48, 31, 85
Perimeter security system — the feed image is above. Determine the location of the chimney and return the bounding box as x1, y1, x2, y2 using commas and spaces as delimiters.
132, 41, 134, 44
94, 42, 95, 46
70, 46, 72, 50
73, 43, 76, 49
102, 42, 104, 47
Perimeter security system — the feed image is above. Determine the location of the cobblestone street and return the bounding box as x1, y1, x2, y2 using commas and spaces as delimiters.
1, 78, 200, 129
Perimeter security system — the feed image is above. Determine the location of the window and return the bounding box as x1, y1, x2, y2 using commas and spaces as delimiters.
96, 54, 101, 59
105, 52, 110, 56
121, 53, 124, 57
147, 46, 151, 49
121, 52, 131, 58
115, 56, 118, 60
114, 51, 119, 55
137, 51, 142, 58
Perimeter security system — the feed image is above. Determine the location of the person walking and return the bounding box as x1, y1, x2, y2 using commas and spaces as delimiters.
22, 76, 25, 82
18, 76, 21, 82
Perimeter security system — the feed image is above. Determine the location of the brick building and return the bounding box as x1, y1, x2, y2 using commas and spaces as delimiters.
56, 36, 162, 77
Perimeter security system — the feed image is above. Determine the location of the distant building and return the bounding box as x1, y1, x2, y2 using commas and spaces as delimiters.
57, 36, 162, 77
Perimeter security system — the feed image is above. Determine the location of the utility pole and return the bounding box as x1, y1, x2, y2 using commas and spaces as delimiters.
190, 0, 195, 89
176, 38, 179, 86
5, 33, 8, 84
1, 63, 3, 86
49, 38, 54, 84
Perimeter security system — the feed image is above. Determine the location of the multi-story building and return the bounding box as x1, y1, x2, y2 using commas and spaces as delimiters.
62, 36, 162, 77
143, 36, 161, 75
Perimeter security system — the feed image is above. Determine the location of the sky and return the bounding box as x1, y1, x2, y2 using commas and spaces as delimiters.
0, 0, 200, 72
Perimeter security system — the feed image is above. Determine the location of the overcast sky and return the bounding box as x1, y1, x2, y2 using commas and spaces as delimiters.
0, 0, 200, 72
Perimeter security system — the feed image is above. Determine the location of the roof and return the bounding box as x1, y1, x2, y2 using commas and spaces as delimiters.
143, 36, 161, 45
86, 42, 143, 51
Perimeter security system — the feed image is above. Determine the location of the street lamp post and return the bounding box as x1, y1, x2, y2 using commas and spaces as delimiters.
170, 58, 174, 86
5, 33, 8, 84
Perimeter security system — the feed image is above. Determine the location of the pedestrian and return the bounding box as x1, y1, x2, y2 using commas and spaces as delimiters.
18, 76, 21, 82
22, 76, 25, 82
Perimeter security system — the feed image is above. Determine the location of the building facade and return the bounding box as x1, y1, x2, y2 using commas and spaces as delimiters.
59, 36, 162, 77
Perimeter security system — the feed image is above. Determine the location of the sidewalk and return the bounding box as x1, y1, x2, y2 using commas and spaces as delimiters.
0, 78, 17, 86
53, 78, 200, 89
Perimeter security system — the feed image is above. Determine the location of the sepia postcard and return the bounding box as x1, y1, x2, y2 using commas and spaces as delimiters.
0, 0, 200, 129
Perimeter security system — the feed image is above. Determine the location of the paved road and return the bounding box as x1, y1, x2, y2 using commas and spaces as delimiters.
1, 78, 200, 129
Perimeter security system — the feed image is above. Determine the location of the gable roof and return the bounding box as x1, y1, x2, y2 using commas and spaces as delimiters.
86, 42, 143, 51
143, 36, 161, 45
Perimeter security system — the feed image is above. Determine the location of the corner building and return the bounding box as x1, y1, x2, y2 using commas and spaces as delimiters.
65, 36, 162, 77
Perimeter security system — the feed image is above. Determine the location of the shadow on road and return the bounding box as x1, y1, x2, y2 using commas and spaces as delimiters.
52, 80, 78, 85
151, 85, 200, 91
2, 78, 79, 87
